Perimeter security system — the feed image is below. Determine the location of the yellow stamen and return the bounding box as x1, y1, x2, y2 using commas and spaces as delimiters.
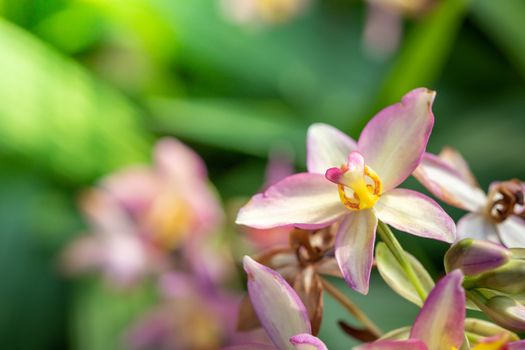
338, 165, 382, 211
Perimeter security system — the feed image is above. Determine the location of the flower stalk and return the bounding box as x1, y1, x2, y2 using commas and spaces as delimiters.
320, 277, 383, 338
376, 221, 428, 302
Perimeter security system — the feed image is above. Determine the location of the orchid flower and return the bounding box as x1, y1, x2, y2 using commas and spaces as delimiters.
63, 138, 223, 286
414, 148, 525, 247
234, 256, 327, 350
237, 88, 455, 294
239, 227, 342, 335
356, 270, 466, 350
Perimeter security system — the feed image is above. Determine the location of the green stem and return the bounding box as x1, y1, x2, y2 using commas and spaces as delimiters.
376, 221, 427, 302
321, 277, 383, 338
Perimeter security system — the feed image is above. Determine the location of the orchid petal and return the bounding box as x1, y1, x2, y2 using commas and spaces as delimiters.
413, 153, 487, 212
438, 147, 479, 187
236, 173, 346, 229
497, 216, 525, 248
358, 88, 435, 191
307, 123, 357, 174
457, 213, 500, 242
243, 256, 311, 350
375, 189, 455, 243
509, 340, 525, 350
335, 210, 377, 294
375, 242, 434, 307
410, 270, 465, 350
354, 339, 427, 350
289, 334, 328, 350
154, 137, 208, 181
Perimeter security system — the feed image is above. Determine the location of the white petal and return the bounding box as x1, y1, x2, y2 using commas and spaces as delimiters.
457, 213, 499, 242
335, 210, 377, 294
374, 189, 455, 243
236, 173, 346, 229
413, 153, 486, 212
497, 216, 525, 248
306, 123, 357, 174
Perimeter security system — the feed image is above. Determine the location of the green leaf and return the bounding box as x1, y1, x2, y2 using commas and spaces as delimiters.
149, 97, 307, 161
374, 0, 468, 108
0, 18, 150, 183
375, 242, 435, 307
72, 279, 155, 350
470, 0, 525, 80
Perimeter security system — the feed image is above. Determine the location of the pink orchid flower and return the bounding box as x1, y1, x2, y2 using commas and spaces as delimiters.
229, 256, 327, 350
357, 270, 466, 350
237, 88, 455, 294
63, 138, 223, 286
414, 148, 525, 247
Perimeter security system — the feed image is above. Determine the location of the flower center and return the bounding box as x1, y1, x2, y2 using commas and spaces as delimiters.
326, 152, 382, 211
485, 179, 524, 223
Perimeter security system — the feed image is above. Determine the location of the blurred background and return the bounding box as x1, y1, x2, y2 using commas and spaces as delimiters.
0, 0, 524, 349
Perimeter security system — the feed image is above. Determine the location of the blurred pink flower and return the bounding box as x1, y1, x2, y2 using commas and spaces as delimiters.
237, 88, 455, 294
62, 137, 224, 286
220, 0, 310, 25
414, 148, 525, 247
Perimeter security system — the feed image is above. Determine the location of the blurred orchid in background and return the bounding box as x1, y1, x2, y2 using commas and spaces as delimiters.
220, 0, 310, 25
62, 137, 223, 286
414, 148, 525, 247
236, 88, 455, 294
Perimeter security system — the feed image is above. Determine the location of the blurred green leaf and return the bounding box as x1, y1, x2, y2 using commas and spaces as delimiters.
0, 18, 150, 183
72, 279, 155, 350
374, 0, 468, 108
0, 167, 79, 349
470, 0, 525, 80
149, 97, 307, 161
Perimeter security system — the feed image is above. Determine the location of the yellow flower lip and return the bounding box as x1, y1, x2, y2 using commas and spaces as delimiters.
325, 152, 383, 212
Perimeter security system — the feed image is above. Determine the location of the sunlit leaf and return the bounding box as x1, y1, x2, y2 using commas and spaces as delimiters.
375, 242, 435, 307
0, 18, 150, 183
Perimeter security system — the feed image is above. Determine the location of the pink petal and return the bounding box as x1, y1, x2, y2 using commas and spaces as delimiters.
236, 173, 346, 229
497, 216, 525, 248
243, 256, 311, 350
457, 213, 499, 242
307, 123, 357, 174
413, 153, 487, 212
355, 339, 428, 350
438, 147, 479, 187
358, 88, 435, 192
335, 210, 377, 294
509, 340, 525, 350
374, 189, 456, 243
410, 270, 465, 350
444, 239, 511, 276
289, 334, 328, 350
154, 137, 208, 182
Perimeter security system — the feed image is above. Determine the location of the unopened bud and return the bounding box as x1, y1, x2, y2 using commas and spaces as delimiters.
445, 239, 511, 275
475, 295, 525, 332
464, 318, 519, 342
467, 260, 525, 294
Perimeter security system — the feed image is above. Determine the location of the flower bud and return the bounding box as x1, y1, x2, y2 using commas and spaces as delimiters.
475, 295, 525, 332
444, 239, 511, 275
464, 318, 519, 342
467, 260, 525, 294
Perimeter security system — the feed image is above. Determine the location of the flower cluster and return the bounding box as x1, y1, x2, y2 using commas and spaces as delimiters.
62, 88, 525, 350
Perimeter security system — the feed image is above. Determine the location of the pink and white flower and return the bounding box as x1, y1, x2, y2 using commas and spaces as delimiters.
236, 88, 455, 294
414, 148, 525, 247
